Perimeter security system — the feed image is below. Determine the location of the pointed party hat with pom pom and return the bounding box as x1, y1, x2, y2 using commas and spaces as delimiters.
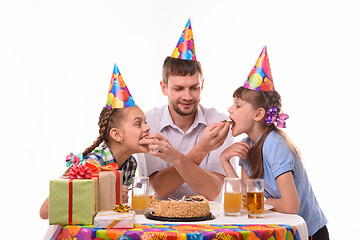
105, 64, 135, 109
171, 18, 197, 61
242, 46, 274, 92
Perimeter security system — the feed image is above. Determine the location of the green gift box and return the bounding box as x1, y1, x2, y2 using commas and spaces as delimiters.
49, 178, 98, 225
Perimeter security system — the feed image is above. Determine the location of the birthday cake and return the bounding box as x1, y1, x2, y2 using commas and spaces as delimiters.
148, 194, 158, 208
153, 195, 210, 218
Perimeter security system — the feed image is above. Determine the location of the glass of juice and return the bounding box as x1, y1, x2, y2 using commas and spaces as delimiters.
224, 178, 241, 216
131, 177, 149, 214
247, 178, 264, 218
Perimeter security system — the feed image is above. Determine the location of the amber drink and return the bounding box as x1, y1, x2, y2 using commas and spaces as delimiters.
224, 178, 241, 216
246, 179, 264, 218
131, 177, 149, 214
132, 195, 149, 212
247, 191, 264, 217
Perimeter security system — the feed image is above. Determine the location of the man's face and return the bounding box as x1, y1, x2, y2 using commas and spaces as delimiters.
161, 72, 203, 116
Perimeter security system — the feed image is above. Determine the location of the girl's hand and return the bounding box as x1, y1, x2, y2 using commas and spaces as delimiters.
220, 141, 251, 163
122, 185, 129, 203
220, 142, 250, 178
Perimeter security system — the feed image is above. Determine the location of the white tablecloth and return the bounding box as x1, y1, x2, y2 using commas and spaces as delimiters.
135, 202, 308, 240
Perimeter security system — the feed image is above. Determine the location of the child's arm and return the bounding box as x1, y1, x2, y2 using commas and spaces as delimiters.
220, 142, 251, 178
122, 185, 129, 203
39, 197, 49, 219
265, 171, 300, 214
241, 167, 249, 194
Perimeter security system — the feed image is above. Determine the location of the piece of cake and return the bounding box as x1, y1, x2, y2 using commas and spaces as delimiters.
241, 193, 247, 211
221, 120, 234, 125
148, 194, 158, 208
153, 195, 210, 218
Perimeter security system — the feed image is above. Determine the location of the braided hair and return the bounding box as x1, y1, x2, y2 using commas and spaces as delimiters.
233, 87, 300, 178
82, 107, 126, 157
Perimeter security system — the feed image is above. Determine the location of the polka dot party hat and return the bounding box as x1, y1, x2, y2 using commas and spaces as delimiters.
242, 46, 274, 92
105, 64, 135, 109
171, 18, 197, 61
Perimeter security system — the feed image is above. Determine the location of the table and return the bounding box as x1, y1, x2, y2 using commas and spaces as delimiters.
46, 202, 308, 240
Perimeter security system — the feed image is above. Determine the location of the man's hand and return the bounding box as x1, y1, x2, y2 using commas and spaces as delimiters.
196, 121, 231, 153
139, 132, 184, 164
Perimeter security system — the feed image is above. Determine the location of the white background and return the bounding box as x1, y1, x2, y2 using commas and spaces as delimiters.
1, 0, 358, 239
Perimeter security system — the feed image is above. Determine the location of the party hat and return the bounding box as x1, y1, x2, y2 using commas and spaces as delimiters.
105, 64, 135, 109
171, 18, 197, 61
242, 46, 274, 92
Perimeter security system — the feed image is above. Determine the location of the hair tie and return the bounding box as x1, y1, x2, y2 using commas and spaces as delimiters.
265, 107, 289, 128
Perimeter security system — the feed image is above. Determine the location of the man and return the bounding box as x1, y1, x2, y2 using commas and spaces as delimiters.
139, 19, 234, 201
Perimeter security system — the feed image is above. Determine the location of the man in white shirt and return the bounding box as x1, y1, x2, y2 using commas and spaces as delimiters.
139, 57, 233, 201
138, 19, 233, 201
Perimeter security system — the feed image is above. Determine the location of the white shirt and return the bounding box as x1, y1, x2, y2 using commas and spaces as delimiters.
144, 104, 234, 200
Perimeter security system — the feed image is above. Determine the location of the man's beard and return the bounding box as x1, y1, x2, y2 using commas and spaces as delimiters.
171, 101, 199, 116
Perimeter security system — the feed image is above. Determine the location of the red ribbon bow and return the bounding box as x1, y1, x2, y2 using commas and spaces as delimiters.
67, 161, 92, 179
84, 159, 119, 177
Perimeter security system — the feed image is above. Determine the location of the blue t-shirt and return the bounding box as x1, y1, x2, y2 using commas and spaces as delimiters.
239, 130, 327, 236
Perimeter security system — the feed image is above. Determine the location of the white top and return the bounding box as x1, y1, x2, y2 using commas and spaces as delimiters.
144, 104, 234, 200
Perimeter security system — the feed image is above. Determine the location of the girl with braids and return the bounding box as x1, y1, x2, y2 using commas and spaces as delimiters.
220, 47, 329, 240
83, 106, 149, 188
40, 64, 150, 219
82, 64, 150, 201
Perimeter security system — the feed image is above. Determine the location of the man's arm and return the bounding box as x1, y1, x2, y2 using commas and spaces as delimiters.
148, 148, 214, 200
140, 122, 230, 200
172, 155, 225, 200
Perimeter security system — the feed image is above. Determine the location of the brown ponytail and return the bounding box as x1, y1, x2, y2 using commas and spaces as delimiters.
233, 87, 300, 178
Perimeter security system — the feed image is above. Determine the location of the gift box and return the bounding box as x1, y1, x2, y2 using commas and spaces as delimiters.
85, 160, 124, 211
98, 170, 123, 210
49, 178, 98, 225
94, 210, 135, 229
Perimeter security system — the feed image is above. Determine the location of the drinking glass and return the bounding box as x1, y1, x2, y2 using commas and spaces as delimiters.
247, 178, 264, 218
131, 177, 149, 214
224, 178, 242, 216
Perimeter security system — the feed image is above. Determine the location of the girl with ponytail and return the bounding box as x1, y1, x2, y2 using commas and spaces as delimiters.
220, 47, 329, 240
